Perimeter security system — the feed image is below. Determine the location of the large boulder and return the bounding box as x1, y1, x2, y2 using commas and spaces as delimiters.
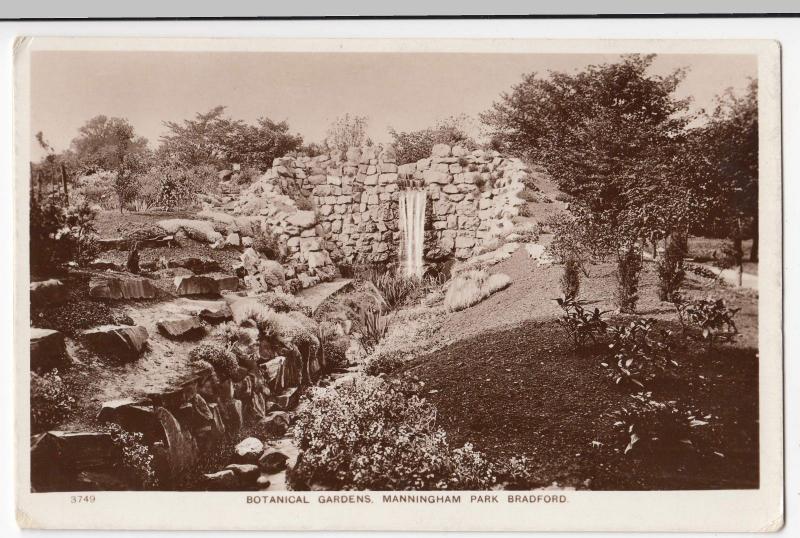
156, 317, 204, 339
234, 437, 264, 464
89, 278, 159, 300
259, 411, 290, 437
157, 219, 223, 244
82, 325, 149, 360
30, 328, 68, 371
199, 304, 233, 324
203, 469, 238, 490
30, 279, 67, 307
258, 259, 286, 288
225, 463, 261, 487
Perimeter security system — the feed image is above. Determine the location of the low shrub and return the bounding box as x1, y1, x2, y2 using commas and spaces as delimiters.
354, 305, 389, 353
554, 192, 573, 203
364, 349, 408, 376
555, 297, 608, 350
673, 295, 739, 346
560, 258, 581, 300
258, 289, 311, 316
30, 369, 75, 432
656, 239, 686, 302
610, 392, 709, 457
318, 322, 350, 370
361, 269, 423, 311
444, 270, 511, 312
30, 198, 99, 273
189, 344, 239, 380
603, 319, 678, 389
290, 377, 498, 490
614, 248, 642, 314
517, 203, 533, 218
104, 423, 158, 489
252, 225, 285, 262
518, 187, 539, 203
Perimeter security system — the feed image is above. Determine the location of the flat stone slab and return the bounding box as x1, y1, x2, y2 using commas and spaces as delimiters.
175, 274, 239, 296
156, 317, 204, 339
297, 278, 353, 313
30, 328, 68, 371
90, 277, 159, 300
30, 279, 67, 307
83, 325, 149, 361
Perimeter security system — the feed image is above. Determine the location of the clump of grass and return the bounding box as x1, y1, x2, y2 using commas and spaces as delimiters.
444, 270, 511, 312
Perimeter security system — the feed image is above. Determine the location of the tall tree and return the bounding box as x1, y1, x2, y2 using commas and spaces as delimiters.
695, 80, 759, 262
483, 54, 695, 312
159, 106, 302, 170
70, 115, 150, 212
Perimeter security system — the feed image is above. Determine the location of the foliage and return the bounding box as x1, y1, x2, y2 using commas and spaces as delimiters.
444, 270, 511, 312
656, 237, 687, 301
104, 423, 158, 489
364, 349, 408, 376
189, 343, 239, 380
354, 305, 389, 353
603, 319, 678, 389
611, 392, 709, 456
325, 113, 369, 153
615, 247, 642, 314
159, 106, 303, 170
135, 159, 217, 211
72, 171, 119, 210
694, 80, 759, 262
30, 369, 75, 432
673, 295, 740, 346
30, 198, 99, 273
290, 377, 498, 490
257, 290, 311, 316
389, 115, 478, 164
560, 257, 581, 300
69, 115, 151, 211
317, 321, 350, 370
251, 225, 285, 262
554, 297, 608, 349
359, 268, 423, 311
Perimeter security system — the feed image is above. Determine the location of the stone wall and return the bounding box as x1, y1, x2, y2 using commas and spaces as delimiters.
224, 143, 530, 270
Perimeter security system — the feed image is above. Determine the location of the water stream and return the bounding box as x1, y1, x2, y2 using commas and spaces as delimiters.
398, 189, 427, 278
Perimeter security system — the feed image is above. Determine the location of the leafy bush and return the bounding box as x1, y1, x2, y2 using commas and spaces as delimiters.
603, 319, 678, 389
189, 344, 239, 379
317, 322, 350, 370
656, 239, 686, 301
31, 369, 75, 432
611, 392, 709, 456
360, 269, 423, 311
615, 248, 642, 314
290, 377, 498, 490
517, 203, 533, 218
72, 171, 118, 210
444, 270, 511, 312
258, 290, 311, 316
364, 349, 408, 376
30, 198, 99, 274
252, 225, 285, 262
673, 295, 740, 346
560, 258, 581, 300
104, 423, 158, 489
354, 305, 389, 353
389, 115, 477, 164
555, 297, 608, 349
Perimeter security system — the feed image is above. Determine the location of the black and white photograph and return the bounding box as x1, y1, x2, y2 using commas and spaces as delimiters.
12, 34, 783, 531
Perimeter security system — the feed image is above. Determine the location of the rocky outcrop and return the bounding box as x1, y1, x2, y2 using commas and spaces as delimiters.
30, 328, 68, 371
157, 219, 224, 244
82, 325, 149, 360
89, 277, 159, 300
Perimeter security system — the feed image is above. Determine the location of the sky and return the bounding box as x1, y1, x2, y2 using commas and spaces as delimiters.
29, 51, 757, 160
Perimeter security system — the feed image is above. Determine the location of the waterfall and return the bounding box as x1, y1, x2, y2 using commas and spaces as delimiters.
399, 189, 427, 278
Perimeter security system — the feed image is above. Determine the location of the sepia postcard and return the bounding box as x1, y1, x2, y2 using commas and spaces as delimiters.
13, 36, 783, 531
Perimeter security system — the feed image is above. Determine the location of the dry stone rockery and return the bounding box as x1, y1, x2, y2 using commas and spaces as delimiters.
226, 143, 530, 266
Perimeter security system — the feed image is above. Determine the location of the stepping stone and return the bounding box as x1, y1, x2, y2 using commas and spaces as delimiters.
82, 325, 148, 361
30, 328, 68, 371
225, 463, 260, 486
199, 304, 233, 324
203, 469, 238, 490
234, 437, 264, 464
297, 278, 353, 313
88, 259, 123, 271
156, 317, 204, 339
89, 277, 159, 300
258, 449, 289, 474
30, 279, 67, 307
275, 386, 302, 410
259, 411, 290, 437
